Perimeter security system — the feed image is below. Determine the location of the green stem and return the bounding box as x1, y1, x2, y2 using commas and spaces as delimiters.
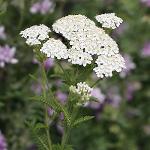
61, 106, 79, 149
41, 63, 52, 150
45, 104, 52, 150
91, 78, 101, 87
61, 127, 71, 149
18, 0, 25, 31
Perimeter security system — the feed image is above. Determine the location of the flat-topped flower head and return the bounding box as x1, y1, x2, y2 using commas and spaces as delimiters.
93, 54, 125, 78
20, 24, 51, 45
52, 14, 96, 40
40, 38, 68, 59
70, 82, 93, 105
95, 13, 123, 29
69, 26, 119, 57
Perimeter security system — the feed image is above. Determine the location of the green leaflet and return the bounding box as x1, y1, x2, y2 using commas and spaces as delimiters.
74, 65, 94, 83
72, 116, 95, 127
34, 123, 48, 130
49, 74, 62, 79
29, 93, 71, 126
62, 68, 77, 85
29, 95, 52, 107
26, 121, 49, 150
51, 97, 71, 126
29, 74, 39, 82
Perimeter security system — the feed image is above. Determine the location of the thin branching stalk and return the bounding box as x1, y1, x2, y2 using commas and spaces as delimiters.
91, 78, 101, 87
61, 126, 71, 149
41, 63, 52, 150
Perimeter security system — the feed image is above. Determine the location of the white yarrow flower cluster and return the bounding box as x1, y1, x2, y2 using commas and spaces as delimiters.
70, 82, 93, 104
20, 14, 125, 78
95, 13, 123, 29
40, 38, 68, 59
20, 24, 51, 45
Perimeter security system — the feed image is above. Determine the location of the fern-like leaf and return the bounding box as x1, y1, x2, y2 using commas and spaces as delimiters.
72, 116, 94, 127
51, 98, 71, 126
29, 95, 71, 126
26, 121, 49, 150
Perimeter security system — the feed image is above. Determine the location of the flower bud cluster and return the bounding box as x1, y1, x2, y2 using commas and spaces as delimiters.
70, 82, 93, 105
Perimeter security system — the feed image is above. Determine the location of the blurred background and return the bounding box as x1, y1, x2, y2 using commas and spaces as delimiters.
0, 0, 150, 150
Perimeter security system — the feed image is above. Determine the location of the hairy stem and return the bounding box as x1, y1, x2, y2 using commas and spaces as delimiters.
41, 63, 52, 150
61, 106, 79, 149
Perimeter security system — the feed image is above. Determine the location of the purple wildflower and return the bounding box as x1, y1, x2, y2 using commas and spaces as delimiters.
125, 84, 135, 101
30, 0, 55, 15
120, 54, 136, 78
107, 86, 122, 108
47, 107, 54, 116
44, 58, 54, 70
57, 113, 65, 135
56, 91, 67, 104
31, 83, 42, 95
141, 42, 150, 57
30, 2, 41, 14
89, 88, 105, 109
0, 131, 7, 150
125, 82, 141, 101
59, 112, 64, 121
0, 26, 6, 40
55, 80, 63, 87
141, 0, 150, 7
0, 45, 18, 68
33, 58, 54, 70
56, 124, 64, 135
